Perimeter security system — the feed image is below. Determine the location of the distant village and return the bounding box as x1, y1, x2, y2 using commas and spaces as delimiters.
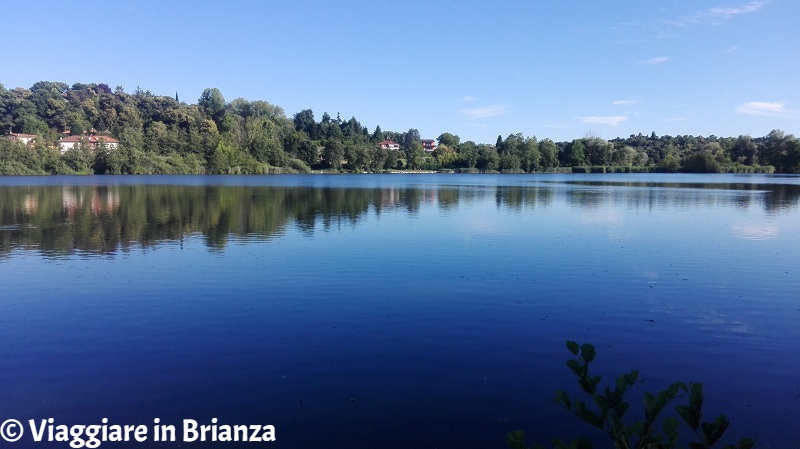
7, 130, 118, 153
6, 131, 439, 156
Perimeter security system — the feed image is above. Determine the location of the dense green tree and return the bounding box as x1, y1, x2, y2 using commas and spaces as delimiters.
613, 146, 638, 167
372, 125, 384, 143
298, 140, 319, 166
457, 141, 479, 169
782, 138, 800, 173
345, 143, 370, 172
29, 81, 69, 129
659, 153, 681, 173
564, 139, 587, 166
293, 109, 317, 139
246, 116, 284, 166
499, 152, 521, 172
732, 135, 758, 165
62, 143, 94, 174
341, 116, 365, 139
369, 146, 388, 172
539, 138, 559, 168
682, 151, 721, 173
585, 137, 613, 166
521, 137, 541, 172
323, 140, 344, 170
437, 132, 460, 147
198, 88, 226, 122
405, 141, 425, 169
477, 145, 499, 171
384, 149, 402, 170
320, 120, 343, 140
403, 128, 421, 149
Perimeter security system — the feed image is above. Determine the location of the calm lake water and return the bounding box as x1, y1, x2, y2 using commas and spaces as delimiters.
0, 174, 798, 448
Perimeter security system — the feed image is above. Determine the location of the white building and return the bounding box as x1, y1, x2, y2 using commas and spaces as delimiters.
378, 140, 400, 151
7, 133, 37, 145
59, 135, 119, 153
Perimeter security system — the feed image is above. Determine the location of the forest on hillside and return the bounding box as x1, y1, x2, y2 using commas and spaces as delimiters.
2, 81, 799, 175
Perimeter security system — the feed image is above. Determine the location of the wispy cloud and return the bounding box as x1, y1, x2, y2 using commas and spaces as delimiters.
665, 117, 690, 122
612, 100, 638, 105
663, 1, 768, 27
618, 2, 768, 43
461, 96, 475, 102
644, 56, 669, 64
736, 101, 799, 119
459, 105, 511, 120
710, 1, 768, 19
577, 116, 629, 127
717, 46, 739, 55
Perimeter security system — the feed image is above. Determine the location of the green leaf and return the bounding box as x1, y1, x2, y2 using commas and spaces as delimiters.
689, 383, 704, 408
575, 402, 604, 428
567, 340, 580, 355
566, 359, 583, 377
644, 392, 656, 420
702, 414, 730, 446
573, 436, 594, 449
506, 430, 527, 449
579, 378, 596, 395
613, 401, 629, 418
616, 371, 637, 393
663, 416, 679, 436
580, 343, 596, 363
675, 404, 699, 431
666, 382, 683, 397
594, 393, 608, 409
677, 384, 704, 431
554, 390, 572, 409
627, 421, 644, 437
737, 437, 755, 449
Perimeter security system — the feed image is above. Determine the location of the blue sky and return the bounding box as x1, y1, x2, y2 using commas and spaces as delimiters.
2, 0, 798, 144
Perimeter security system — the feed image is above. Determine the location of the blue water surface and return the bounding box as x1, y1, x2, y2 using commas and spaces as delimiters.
0, 173, 798, 448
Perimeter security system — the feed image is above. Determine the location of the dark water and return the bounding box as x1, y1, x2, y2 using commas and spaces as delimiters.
0, 174, 798, 448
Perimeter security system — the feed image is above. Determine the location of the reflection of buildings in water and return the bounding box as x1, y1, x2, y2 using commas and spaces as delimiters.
422, 188, 436, 205
62, 188, 81, 217
61, 187, 120, 217
23, 194, 38, 214
91, 189, 119, 215
380, 188, 400, 207
378, 187, 437, 209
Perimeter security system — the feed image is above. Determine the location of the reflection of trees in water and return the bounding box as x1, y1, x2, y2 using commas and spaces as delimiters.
495, 186, 554, 210
0, 185, 451, 255
1, 180, 797, 255
543, 181, 800, 214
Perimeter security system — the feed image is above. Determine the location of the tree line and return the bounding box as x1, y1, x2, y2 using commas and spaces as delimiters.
2, 81, 799, 174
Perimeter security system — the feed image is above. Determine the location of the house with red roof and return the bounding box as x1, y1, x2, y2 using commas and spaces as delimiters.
58, 134, 119, 153
6, 133, 37, 146
378, 140, 400, 151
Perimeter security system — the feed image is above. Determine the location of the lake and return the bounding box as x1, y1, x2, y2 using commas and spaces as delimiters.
0, 173, 798, 448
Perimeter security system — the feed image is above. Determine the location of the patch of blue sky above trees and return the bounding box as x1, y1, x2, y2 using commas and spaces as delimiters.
1, 0, 797, 143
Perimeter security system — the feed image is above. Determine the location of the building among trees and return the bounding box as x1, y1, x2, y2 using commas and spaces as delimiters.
58, 134, 119, 153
